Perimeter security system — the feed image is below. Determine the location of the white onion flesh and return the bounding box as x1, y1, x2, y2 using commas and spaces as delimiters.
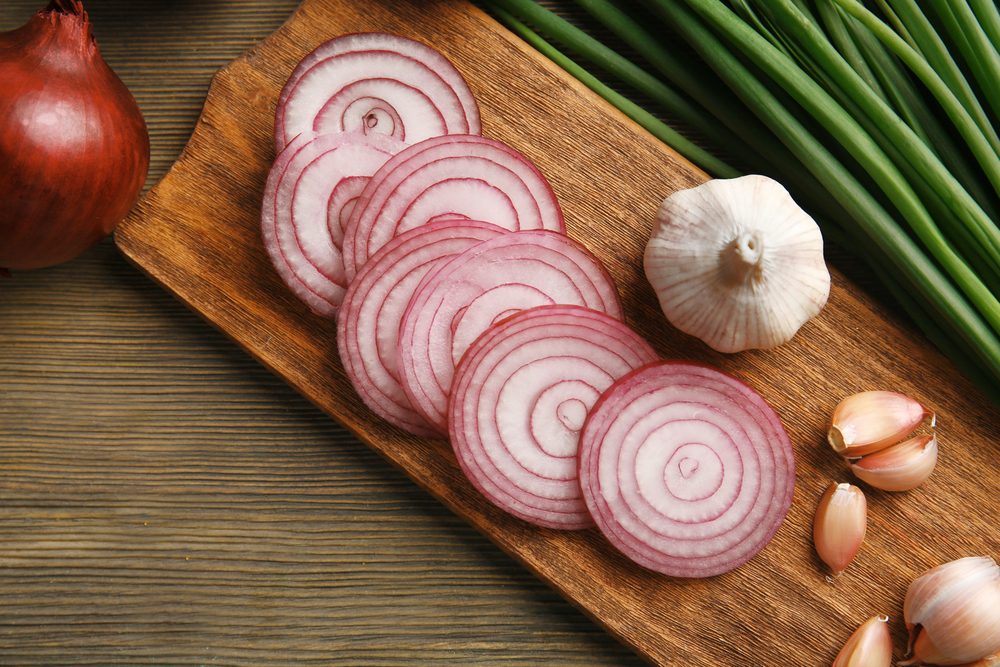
261, 132, 403, 317
342, 134, 565, 281
276, 33, 480, 151
449, 305, 658, 529
579, 362, 795, 578
337, 219, 507, 436
396, 230, 622, 434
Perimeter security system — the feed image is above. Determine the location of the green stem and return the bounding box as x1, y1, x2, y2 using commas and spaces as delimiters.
571, 0, 842, 216
577, 0, 871, 232
486, 5, 739, 177
486, 0, 747, 169
761, 0, 1000, 279
816, 0, 888, 103
882, 0, 1000, 156
842, 9, 1000, 223
926, 0, 1000, 129
969, 0, 1000, 50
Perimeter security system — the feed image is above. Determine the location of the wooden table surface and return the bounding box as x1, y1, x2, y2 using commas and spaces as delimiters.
0, 1, 644, 664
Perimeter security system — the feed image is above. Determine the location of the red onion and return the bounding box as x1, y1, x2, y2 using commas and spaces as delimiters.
337, 219, 506, 436
449, 305, 658, 529
342, 134, 565, 281
578, 361, 795, 578
275, 33, 480, 152
261, 131, 403, 316
0, 0, 149, 270
396, 230, 622, 433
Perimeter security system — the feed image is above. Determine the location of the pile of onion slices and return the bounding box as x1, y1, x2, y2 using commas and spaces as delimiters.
261, 31, 797, 579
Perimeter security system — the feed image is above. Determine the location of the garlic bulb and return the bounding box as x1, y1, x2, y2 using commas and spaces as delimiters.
644, 175, 830, 353
901, 557, 1000, 665
813, 482, 867, 575
833, 615, 893, 667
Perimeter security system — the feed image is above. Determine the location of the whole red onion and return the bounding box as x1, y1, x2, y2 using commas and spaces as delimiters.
0, 0, 149, 271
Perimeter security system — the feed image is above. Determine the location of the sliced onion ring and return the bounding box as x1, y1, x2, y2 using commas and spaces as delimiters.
449, 305, 658, 529
261, 131, 403, 317
276, 33, 480, 151
337, 219, 507, 436
397, 230, 622, 434
342, 134, 565, 281
579, 361, 795, 578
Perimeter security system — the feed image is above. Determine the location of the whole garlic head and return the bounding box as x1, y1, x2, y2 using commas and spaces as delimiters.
644, 175, 831, 353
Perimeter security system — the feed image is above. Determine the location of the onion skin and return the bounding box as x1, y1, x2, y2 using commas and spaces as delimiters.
0, 1, 149, 270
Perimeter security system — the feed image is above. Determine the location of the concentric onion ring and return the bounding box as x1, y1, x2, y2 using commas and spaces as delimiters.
337, 219, 507, 436
276, 33, 480, 151
261, 132, 403, 317
578, 362, 795, 578
397, 230, 622, 433
449, 305, 658, 529
342, 134, 565, 281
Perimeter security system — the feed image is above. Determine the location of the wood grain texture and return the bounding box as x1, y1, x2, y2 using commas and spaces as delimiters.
111, 0, 1000, 665
0, 1, 638, 664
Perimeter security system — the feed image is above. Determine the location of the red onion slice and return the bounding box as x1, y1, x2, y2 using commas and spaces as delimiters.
276, 33, 480, 151
449, 305, 658, 529
397, 230, 622, 434
261, 132, 403, 317
342, 135, 565, 281
337, 219, 507, 436
579, 361, 795, 578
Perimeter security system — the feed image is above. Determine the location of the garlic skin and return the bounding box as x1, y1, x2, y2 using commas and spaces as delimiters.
644, 175, 830, 353
813, 482, 867, 575
849, 434, 938, 492
829, 391, 930, 457
901, 557, 1000, 665
833, 615, 893, 667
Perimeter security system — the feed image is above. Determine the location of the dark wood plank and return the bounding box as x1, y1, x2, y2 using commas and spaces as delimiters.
0, 1, 638, 664
111, 0, 1000, 665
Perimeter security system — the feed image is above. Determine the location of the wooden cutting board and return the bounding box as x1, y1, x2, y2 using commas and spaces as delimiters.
114, 0, 1000, 664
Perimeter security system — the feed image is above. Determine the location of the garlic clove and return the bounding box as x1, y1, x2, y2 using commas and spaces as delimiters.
849, 434, 938, 492
813, 482, 867, 575
828, 391, 930, 457
643, 174, 830, 353
833, 615, 893, 667
902, 557, 1000, 665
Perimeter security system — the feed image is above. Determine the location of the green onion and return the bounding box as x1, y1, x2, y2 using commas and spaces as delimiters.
925, 0, 1000, 127
877, 0, 1000, 157
836, 6, 1000, 224
970, 0, 1000, 49
487, 5, 738, 177
572, 0, 810, 183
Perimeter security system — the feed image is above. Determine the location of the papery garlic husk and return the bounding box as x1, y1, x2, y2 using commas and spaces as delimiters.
900, 557, 1000, 665
849, 434, 938, 492
644, 174, 830, 353
829, 391, 930, 457
813, 482, 867, 575
833, 615, 893, 667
